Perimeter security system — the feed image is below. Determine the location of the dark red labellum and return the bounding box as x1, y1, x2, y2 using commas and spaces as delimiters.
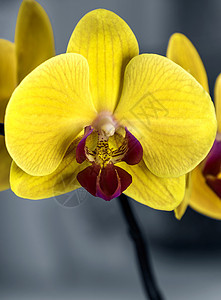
77, 163, 132, 201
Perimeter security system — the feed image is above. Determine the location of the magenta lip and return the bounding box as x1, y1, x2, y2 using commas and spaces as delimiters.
202, 138, 221, 198
77, 163, 101, 197
203, 139, 221, 177
96, 163, 132, 201
77, 163, 132, 201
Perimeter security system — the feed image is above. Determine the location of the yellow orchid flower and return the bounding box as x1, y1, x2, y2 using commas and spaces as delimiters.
167, 33, 221, 219
4, 9, 216, 210
0, 0, 55, 191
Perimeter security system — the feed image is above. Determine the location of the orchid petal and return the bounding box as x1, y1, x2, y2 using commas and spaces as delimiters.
174, 173, 192, 220
67, 9, 139, 113
10, 141, 89, 199
115, 54, 217, 178
174, 196, 189, 220
0, 39, 16, 120
0, 137, 11, 191
15, 0, 55, 83
5, 53, 96, 176
117, 160, 185, 210
214, 74, 221, 133
0, 40, 16, 191
189, 166, 221, 220
166, 33, 209, 92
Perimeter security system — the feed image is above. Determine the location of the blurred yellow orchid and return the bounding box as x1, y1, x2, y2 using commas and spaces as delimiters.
4, 10, 216, 210
0, 0, 55, 191
167, 33, 221, 219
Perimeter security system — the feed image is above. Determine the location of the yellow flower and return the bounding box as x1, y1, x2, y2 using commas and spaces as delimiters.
167, 33, 221, 219
4, 10, 216, 210
0, 0, 55, 191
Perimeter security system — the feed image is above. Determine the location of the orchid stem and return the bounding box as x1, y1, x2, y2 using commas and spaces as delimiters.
118, 194, 164, 300
0, 123, 4, 136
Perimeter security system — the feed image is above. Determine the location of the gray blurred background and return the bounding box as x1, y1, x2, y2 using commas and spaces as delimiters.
1, 0, 221, 299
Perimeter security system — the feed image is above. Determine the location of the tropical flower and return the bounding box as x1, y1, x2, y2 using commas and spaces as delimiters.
167, 33, 221, 219
0, 0, 55, 191
5, 9, 216, 210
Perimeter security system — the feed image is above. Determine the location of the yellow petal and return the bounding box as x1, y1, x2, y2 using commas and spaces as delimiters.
5, 53, 96, 176
0, 136, 11, 191
166, 33, 209, 93
214, 73, 221, 133
117, 160, 185, 211
189, 165, 221, 219
115, 54, 217, 178
0, 39, 17, 121
174, 173, 192, 220
67, 9, 139, 113
0, 40, 16, 191
15, 0, 55, 83
10, 141, 89, 199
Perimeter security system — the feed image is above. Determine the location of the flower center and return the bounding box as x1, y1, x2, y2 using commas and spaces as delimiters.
96, 139, 113, 164
75, 113, 143, 201
85, 131, 128, 167
92, 111, 116, 137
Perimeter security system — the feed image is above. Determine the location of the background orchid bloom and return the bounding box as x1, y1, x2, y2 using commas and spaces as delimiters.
5, 9, 216, 210
0, 0, 55, 191
167, 33, 221, 220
